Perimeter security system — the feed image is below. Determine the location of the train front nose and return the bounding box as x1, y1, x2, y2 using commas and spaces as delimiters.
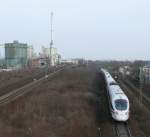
115, 111, 129, 121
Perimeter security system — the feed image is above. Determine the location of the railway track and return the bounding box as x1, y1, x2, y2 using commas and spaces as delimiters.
114, 122, 132, 137
120, 79, 150, 104
118, 78, 150, 111
0, 66, 66, 106
0, 66, 59, 96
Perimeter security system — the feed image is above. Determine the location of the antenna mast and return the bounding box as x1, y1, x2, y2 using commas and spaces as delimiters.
50, 12, 53, 66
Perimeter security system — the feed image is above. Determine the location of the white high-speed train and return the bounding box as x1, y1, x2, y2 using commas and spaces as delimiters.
101, 69, 129, 122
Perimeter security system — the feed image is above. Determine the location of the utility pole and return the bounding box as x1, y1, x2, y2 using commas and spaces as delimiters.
50, 12, 53, 67
139, 67, 144, 105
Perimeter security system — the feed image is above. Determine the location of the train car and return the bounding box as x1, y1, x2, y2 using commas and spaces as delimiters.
101, 69, 129, 122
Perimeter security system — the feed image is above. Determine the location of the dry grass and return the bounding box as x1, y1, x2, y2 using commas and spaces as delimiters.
0, 66, 100, 137
0, 68, 46, 96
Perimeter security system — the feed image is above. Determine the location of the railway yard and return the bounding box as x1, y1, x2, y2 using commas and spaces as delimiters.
0, 63, 150, 137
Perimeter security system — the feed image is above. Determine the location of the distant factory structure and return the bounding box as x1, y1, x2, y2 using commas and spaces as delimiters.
0, 13, 63, 70
32, 12, 61, 68
2, 40, 61, 70
27, 45, 34, 60
61, 59, 78, 65
5, 40, 33, 69
61, 58, 87, 66
27, 46, 61, 69
42, 46, 61, 66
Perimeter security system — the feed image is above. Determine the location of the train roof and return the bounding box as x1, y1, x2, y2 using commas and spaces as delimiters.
107, 76, 116, 84
105, 72, 117, 85
101, 68, 129, 105
109, 85, 128, 101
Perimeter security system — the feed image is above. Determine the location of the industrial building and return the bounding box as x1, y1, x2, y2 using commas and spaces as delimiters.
5, 40, 28, 69
61, 59, 78, 65
42, 46, 61, 66
29, 58, 47, 68
27, 45, 33, 60
61, 58, 86, 66
40, 12, 61, 67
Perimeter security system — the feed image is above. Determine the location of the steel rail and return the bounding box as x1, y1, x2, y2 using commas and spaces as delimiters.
120, 79, 150, 104
0, 67, 65, 106
114, 122, 132, 137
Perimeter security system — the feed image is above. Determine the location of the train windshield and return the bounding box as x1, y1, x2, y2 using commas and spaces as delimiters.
109, 82, 118, 86
115, 99, 127, 111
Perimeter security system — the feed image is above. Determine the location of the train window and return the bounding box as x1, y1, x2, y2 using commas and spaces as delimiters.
109, 82, 118, 86
115, 99, 127, 111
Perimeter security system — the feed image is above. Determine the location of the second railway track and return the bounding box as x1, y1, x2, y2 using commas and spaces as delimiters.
0, 66, 67, 106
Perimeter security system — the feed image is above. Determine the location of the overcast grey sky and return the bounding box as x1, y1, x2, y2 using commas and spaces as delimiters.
0, 0, 150, 60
